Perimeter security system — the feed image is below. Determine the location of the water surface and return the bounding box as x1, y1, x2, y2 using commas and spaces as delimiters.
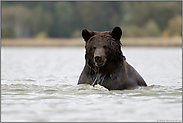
1, 47, 182, 122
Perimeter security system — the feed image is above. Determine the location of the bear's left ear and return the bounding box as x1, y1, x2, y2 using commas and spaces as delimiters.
110, 26, 122, 41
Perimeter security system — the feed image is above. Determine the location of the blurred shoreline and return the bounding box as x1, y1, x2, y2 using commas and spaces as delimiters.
1, 37, 182, 47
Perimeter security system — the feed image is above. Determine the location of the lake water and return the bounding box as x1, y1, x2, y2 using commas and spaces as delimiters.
1, 47, 182, 122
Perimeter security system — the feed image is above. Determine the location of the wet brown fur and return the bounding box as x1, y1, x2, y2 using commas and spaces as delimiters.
78, 26, 147, 90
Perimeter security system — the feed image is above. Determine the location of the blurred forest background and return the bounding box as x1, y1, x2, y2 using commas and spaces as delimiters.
1, 1, 182, 39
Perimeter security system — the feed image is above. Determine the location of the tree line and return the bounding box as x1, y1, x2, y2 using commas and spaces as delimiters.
1, 1, 182, 38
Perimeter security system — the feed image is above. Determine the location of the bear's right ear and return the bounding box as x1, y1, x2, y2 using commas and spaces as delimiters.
81, 28, 94, 42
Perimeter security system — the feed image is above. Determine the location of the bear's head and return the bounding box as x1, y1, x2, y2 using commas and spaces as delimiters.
82, 26, 125, 74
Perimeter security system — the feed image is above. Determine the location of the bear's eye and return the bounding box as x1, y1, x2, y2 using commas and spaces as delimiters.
93, 47, 96, 50
103, 45, 109, 49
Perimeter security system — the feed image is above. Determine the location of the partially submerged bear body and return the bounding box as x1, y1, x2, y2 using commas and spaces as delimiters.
78, 26, 147, 90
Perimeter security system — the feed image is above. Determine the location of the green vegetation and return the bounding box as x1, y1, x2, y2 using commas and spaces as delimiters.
1, 1, 182, 38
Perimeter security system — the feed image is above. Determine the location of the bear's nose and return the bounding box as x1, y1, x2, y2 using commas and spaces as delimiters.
94, 55, 102, 62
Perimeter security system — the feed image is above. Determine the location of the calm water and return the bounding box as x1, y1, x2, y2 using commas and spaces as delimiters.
1, 47, 182, 122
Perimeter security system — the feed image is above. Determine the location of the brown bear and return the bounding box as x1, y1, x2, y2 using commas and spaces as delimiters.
78, 26, 147, 90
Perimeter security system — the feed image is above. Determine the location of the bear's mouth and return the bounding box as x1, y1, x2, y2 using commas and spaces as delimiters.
93, 55, 107, 67
94, 59, 106, 67
96, 62, 104, 66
